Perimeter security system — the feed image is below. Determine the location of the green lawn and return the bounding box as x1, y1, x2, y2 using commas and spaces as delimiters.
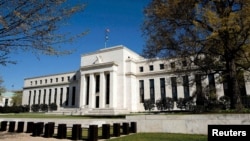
107, 133, 207, 141
0, 113, 126, 119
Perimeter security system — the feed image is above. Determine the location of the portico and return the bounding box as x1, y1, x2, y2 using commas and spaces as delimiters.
79, 62, 118, 110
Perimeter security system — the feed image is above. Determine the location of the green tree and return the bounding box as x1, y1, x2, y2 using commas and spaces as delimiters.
0, 0, 87, 66
142, 0, 250, 111
0, 76, 6, 97
11, 90, 22, 106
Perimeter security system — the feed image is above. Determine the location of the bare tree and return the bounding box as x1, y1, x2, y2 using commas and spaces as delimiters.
0, 0, 87, 65
142, 0, 250, 111
0, 76, 5, 96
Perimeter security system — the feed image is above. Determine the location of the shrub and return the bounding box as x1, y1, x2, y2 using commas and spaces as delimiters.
40, 104, 48, 112
165, 97, 174, 111
0, 105, 30, 113
155, 97, 174, 111
176, 98, 185, 110
49, 103, 58, 111
31, 104, 40, 112
22, 105, 30, 112
143, 99, 155, 111
219, 95, 230, 110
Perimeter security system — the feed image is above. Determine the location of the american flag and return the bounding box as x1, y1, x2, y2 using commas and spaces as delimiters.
105, 28, 110, 41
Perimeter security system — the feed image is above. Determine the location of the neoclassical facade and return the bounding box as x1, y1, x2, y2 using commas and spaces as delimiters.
22, 45, 250, 115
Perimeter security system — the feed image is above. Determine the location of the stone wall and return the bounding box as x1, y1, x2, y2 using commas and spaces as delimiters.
126, 114, 250, 135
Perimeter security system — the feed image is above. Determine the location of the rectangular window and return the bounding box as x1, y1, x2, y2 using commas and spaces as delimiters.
38, 90, 41, 105
139, 66, 143, 72
195, 74, 202, 96
60, 88, 63, 106
95, 75, 100, 93
66, 87, 69, 106
33, 90, 36, 104
183, 75, 190, 98
171, 77, 178, 101
54, 88, 57, 104
61, 77, 64, 82
139, 80, 144, 103
86, 76, 90, 105
170, 62, 175, 69
160, 78, 166, 99
43, 89, 46, 104
208, 74, 216, 94
105, 73, 110, 104
160, 64, 164, 70
182, 60, 187, 67
72, 86, 76, 106
149, 79, 155, 103
4, 99, 8, 107
149, 65, 154, 71
28, 91, 31, 106
49, 89, 52, 105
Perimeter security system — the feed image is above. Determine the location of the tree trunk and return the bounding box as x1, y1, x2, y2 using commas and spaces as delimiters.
226, 58, 243, 111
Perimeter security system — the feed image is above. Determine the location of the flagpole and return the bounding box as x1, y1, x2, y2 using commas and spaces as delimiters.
105, 28, 110, 48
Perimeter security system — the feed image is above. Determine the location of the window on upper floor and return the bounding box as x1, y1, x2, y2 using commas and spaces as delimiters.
160, 64, 164, 70
50, 78, 53, 83
61, 77, 64, 82
182, 60, 187, 67
40, 80, 42, 84
56, 78, 58, 82
149, 65, 154, 71
170, 62, 175, 69
139, 66, 143, 72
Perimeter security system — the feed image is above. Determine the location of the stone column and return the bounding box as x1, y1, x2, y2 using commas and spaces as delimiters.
99, 72, 105, 108
89, 73, 95, 108
79, 73, 86, 107
110, 71, 117, 108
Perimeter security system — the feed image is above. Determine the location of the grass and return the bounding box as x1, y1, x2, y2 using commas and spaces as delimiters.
60, 129, 207, 141
107, 133, 207, 141
0, 112, 126, 119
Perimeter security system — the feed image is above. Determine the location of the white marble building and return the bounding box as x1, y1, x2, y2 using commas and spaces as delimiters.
22, 45, 250, 115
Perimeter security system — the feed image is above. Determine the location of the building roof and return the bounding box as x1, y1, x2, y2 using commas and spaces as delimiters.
1, 91, 14, 98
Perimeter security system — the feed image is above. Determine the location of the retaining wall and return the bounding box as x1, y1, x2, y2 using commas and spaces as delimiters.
126, 114, 250, 135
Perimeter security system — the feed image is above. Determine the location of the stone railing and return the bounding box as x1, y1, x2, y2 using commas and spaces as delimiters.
126, 114, 250, 135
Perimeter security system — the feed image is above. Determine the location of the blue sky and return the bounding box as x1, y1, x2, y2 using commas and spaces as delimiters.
0, 0, 150, 91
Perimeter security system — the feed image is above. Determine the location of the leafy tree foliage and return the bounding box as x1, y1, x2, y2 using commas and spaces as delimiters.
0, 0, 87, 66
11, 90, 22, 106
142, 0, 250, 111
0, 76, 5, 96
